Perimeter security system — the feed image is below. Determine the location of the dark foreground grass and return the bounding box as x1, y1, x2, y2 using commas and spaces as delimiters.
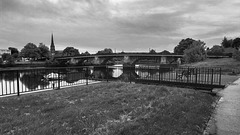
0, 82, 216, 135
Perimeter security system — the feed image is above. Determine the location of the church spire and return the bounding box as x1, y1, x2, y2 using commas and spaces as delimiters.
50, 33, 55, 55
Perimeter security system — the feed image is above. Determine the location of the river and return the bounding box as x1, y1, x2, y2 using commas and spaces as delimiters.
0, 65, 158, 96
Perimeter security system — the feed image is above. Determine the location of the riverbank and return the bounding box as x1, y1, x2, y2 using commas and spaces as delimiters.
189, 58, 240, 134
182, 58, 240, 75
0, 82, 216, 135
181, 57, 240, 87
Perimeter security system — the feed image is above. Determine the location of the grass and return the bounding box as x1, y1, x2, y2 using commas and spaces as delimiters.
0, 82, 216, 135
182, 58, 240, 85
182, 58, 240, 74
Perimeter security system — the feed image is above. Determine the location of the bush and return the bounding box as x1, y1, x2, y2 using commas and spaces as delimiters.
183, 41, 207, 63
207, 45, 224, 56
233, 50, 240, 61
45, 59, 60, 67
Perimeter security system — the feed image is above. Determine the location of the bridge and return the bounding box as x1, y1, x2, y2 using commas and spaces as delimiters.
55, 53, 183, 66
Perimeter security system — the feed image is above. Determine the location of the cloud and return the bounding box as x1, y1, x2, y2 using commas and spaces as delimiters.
0, 0, 240, 52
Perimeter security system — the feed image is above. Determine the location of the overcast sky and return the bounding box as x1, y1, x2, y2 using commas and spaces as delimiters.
0, 0, 240, 53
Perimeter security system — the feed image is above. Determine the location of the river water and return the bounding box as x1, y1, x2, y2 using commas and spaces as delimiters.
0, 65, 156, 96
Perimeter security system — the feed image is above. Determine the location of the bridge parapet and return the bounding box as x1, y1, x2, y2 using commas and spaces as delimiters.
55, 54, 183, 66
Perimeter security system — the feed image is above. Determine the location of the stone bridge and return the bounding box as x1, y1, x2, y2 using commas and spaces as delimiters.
55, 53, 183, 66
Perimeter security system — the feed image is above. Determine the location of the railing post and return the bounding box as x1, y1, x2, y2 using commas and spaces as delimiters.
195, 68, 198, 84
106, 65, 108, 82
148, 66, 150, 80
211, 69, 214, 85
129, 67, 132, 84
159, 66, 161, 82
219, 68, 222, 85
86, 67, 88, 85
16, 70, 20, 96
58, 69, 60, 89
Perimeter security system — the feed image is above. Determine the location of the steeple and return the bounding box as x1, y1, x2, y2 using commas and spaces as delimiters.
50, 33, 55, 55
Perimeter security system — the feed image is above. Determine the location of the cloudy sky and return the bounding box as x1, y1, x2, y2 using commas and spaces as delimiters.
0, 0, 240, 53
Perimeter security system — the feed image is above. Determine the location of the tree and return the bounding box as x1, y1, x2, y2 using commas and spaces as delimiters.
81, 51, 90, 56
149, 49, 156, 54
120, 51, 125, 54
233, 50, 240, 61
2, 53, 15, 65
97, 48, 113, 54
2, 53, 11, 61
174, 38, 196, 54
20, 43, 40, 60
159, 50, 171, 55
62, 47, 80, 56
38, 43, 50, 59
232, 37, 240, 49
183, 40, 207, 63
8, 47, 19, 59
6, 55, 15, 65
207, 45, 224, 56
221, 37, 233, 48
8, 47, 19, 55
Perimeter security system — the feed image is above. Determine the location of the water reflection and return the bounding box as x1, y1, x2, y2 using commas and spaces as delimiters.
20, 73, 49, 90
0, 65, 171, 96
2, 72, 16, 81
64, 72, 85, 83
112, 68, 123, 78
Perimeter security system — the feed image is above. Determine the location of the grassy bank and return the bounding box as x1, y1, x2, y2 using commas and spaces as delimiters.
182, 58, 240, 74
0, 82, 216, 135
182, 58, 240, 85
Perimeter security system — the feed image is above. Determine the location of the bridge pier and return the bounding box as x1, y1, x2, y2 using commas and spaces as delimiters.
123, 63, 135, 72
120, 63, 138, 82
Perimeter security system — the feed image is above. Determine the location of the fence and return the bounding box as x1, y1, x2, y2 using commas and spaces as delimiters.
134, 66, 224, 89
0, 65, 224, 96
0, 67, 96, 97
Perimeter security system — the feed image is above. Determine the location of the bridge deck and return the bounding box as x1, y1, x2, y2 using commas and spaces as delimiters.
55, 53, 183, 60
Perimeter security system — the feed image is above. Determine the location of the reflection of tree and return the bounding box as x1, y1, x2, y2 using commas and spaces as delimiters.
136, 67, 172, 78
91, 67, 113, 79
2, 71, 16, 81
149, 69, 162, 76
64, 72, 84, 83
92, 70, 105, 79
20, 72, 49, 90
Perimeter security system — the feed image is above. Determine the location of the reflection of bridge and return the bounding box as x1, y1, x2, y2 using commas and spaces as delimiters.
55, 53, 183, 65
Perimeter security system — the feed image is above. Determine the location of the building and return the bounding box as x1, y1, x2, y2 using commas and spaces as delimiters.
0, 49, 11, 58
50, 33, 55, 56
50, 33, 63, 57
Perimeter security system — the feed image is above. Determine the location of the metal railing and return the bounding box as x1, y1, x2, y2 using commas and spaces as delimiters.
135, 66, 222, 86
0, 65, 224, 96
0, 67, 97, 97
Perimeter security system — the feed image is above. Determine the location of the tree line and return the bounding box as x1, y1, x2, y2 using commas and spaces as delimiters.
173, 36, 240, 63
1, 43, 90, 65
1, 36, 240, 65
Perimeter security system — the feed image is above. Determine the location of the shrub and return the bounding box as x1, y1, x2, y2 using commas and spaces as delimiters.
45, 59, 60, 67
233, 50, 240, 61
183, 41, 207, 63
207, 45, 224, 56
